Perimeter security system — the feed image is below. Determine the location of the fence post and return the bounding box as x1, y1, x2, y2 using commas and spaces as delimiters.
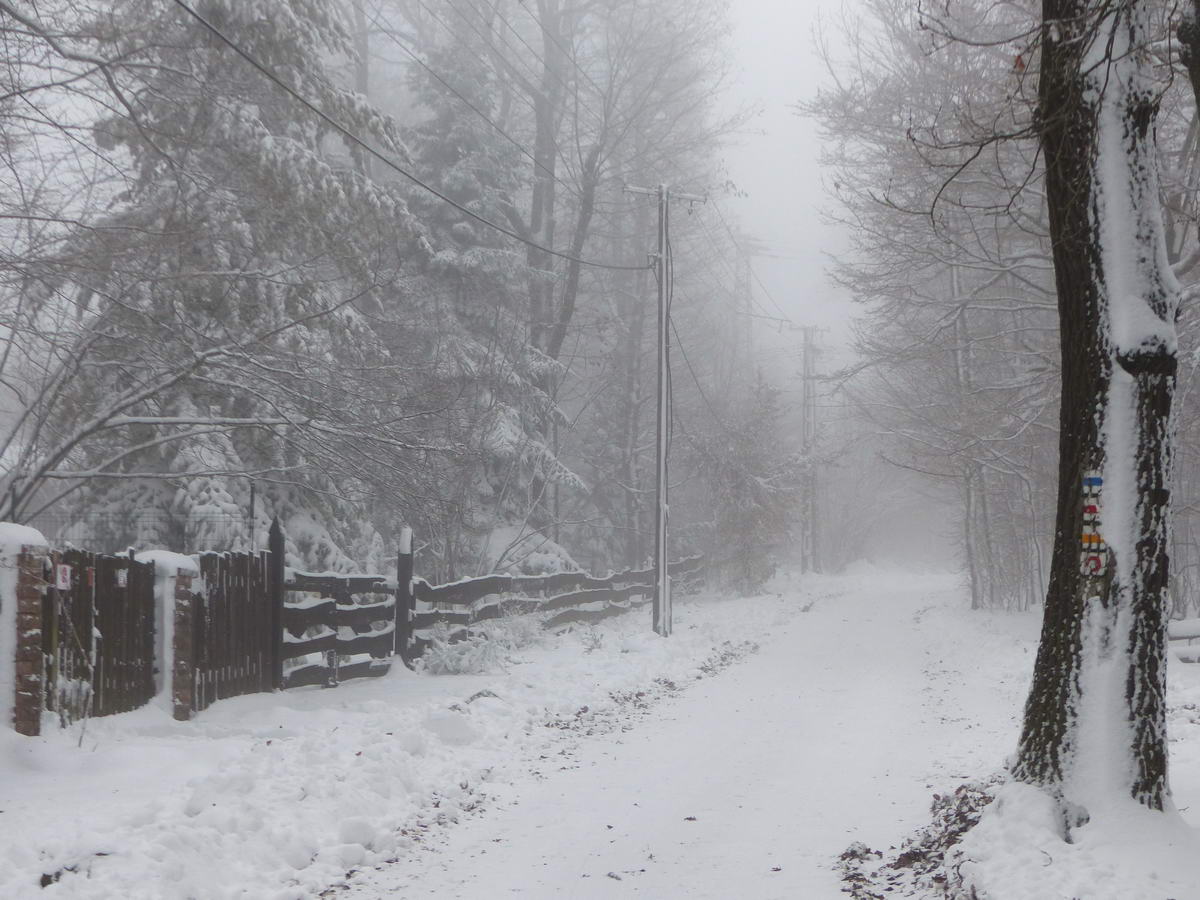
268, 518, 285, 691
172, 572, 195, 721
324, 578, 342, 689
12, 548, 44, 736
395, 527, 414, 668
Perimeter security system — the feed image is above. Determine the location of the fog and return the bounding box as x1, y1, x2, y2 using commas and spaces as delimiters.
725, 0, 854, 339
5, 2, 1200, 897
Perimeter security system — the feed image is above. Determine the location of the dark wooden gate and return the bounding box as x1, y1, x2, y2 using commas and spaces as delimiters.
191, 551, 275, 713
43, 550, 156, 723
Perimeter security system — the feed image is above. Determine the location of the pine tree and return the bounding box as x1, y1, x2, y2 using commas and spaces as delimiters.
691, 375, 802, 592
398, 18, 580, 579
6, 0, 435, 566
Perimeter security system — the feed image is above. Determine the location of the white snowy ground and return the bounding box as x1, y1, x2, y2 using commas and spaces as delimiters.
2, 566, 1199, 899
343, 567, 1047, 900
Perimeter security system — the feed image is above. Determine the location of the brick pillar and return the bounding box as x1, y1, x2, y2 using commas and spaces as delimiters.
13, 548, 45, 736
172, 572, 195, 722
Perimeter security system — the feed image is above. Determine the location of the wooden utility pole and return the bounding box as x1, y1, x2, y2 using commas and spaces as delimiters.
799, 326, 822, 573
625, 183, 704, 636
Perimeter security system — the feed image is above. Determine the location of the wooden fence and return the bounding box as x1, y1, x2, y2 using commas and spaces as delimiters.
13, 520, 705, 730
1170, 618, 1200, 662
281, 572, 396, 689
186, 551, 277, 714
409, 556, 705, 655
171, 540, 703, 719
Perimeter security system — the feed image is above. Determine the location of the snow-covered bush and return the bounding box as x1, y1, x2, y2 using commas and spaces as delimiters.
417, 629, 507, 675
416, 612, 548, 675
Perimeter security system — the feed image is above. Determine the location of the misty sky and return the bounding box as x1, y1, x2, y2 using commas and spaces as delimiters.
724, 0, 854, 346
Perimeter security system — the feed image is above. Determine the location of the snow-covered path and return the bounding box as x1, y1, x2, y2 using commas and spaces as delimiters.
346, 571, 1040, 898
13, 567, 1199, 899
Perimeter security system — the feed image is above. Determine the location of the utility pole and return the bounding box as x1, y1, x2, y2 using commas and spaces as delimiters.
733, 248, 753, 394
625, 183, 704, 637
799, 326, 823, 573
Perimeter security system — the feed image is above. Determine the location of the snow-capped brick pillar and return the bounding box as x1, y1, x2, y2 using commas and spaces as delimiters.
172, 571, 196, 722
12, 548, 45, 736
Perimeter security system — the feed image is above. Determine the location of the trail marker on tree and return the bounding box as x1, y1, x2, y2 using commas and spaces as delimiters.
1080, 472, 1106, 577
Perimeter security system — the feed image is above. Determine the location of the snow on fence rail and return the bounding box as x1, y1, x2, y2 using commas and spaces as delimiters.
409, 556, 705, 655
4, 519, 705, 732
281, 572, 396, 689
1170, 618, 1200, 663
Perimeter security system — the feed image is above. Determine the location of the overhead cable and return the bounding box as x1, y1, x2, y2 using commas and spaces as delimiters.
170, 0, 649, 273
362, 0, 578, 198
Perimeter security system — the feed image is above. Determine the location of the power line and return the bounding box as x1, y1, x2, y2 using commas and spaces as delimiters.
510, 0, 610, 111
362, 0, 577, 199
473, 0, 608, 133
437, 0, 544, 90
664, 207, 763, 319
660, 225, 731, 432
690, 213, 786, 323
694, 211, 785, 322
170, 0, 647, 273
439, 0, 605, 139
399, 0, 628, 211
670, 315, 728, 430
708, 198, 795, 323
409, 0, 542, 126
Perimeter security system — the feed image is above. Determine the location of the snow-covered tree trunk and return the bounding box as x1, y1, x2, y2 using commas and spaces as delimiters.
1013, 0, 1179, 815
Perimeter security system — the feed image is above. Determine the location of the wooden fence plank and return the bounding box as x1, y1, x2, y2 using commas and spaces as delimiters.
543, 597, 652, 630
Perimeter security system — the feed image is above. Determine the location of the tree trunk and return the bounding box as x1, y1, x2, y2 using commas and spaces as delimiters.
963, 469, 983, 611
1013, 0, 1177, 817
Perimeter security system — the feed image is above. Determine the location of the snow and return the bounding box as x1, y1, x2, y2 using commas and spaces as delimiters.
1090, 4, 1179, 357
957, 782, 1200, 900
0, 568, 1197, 899
0, 576, 775, 898
0, 523, 48, 548
1169, 618, 1200, 640
949, 641, 1200, 900
477, 523, 578, 574
134, 551, 200, 700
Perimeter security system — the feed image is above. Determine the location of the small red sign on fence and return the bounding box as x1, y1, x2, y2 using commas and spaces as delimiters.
54, 564, 71, 591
